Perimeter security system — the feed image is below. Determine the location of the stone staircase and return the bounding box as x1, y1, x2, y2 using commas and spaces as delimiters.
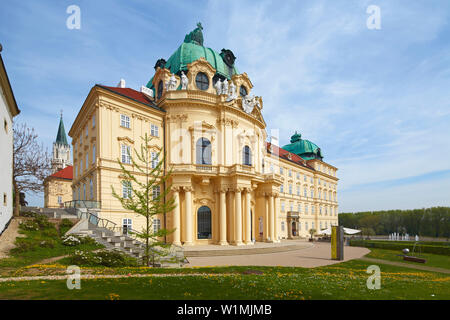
66, 211, 186, 267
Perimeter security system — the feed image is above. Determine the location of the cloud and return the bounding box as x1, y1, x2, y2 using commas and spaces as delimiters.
2, 0, 450, 210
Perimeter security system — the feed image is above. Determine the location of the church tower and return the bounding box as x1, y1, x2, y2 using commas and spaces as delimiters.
51, 112, 71, 173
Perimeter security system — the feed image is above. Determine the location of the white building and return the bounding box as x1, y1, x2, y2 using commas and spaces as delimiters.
0, 44, 20, 234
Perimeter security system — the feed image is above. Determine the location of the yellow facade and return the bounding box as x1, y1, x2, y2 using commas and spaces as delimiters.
69, 57, 338, 246
44, 177, 73, 208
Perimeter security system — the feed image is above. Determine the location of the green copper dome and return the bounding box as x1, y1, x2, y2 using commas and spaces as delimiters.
146, 23, 239, 89
282, 131, 323, 161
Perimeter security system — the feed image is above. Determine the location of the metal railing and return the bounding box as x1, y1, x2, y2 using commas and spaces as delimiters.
64, 200, 101, 209
77, 210, 117, 232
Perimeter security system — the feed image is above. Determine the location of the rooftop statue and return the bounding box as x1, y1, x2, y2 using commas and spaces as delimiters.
184, 22, 204, 46
181, 71, 188, 90
226, 81, 237, 101
166, 73, 177, 91
221, 79, 228, 96
214, 79, 222, 95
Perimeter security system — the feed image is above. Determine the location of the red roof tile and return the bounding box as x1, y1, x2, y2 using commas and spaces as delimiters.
97, 85, 161, 110
50, 165, 73, 180
266, 142, 315, 170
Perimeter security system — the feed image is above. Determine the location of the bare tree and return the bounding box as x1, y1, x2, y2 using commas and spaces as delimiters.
13, 123, 51, 216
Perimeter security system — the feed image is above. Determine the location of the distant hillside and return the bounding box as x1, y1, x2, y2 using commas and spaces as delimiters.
338, 207, 450, 238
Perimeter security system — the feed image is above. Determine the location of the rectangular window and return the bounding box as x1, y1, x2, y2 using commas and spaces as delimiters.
85, 153, 89, 170
89, 179, 93, 199
296, 186, 300, 196
290, 203, 293, 212
289, 184, 292, 195
92, 144, 96, 164
281, 202, 285, 212
85, 126, 88, 137
153, 218, 161, 234
280, 184, 284, 193
122, 181, 132, 199
83, 184, 86, 200
121, 145, 131, 164
288, 169, 292, 177
151, 152, 158, 169
312, 206, 315, 214
281, 221, 285, 232
298, 203, 301, 212
304, 188, 307, 197
305, 204, 309, 214
305, 222, 308, 231
280, 167, 284, 175
57, 196, 62, 204
296, 172, 300, 179
75, 164, 78, 177
311, 190, 314, 198
150, 124, 159, 137
123, 218, 132, 235
304, 175, 307, 182
120, 114, 130, 128
152, 186, 160, 200
92, 115, 95, 128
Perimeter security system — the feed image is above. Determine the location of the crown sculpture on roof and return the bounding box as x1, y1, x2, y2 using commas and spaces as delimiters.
184, 22, 204, 46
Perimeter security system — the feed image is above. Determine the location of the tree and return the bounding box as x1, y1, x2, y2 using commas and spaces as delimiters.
112, 133, 176, 267
308, 228, 316, 240
13, 123, 52, 216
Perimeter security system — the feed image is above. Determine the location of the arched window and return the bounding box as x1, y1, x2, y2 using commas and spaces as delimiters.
197, 206, 212, 239
239, 85, 247, 97
196, 138, 212, 165
195, 72, 209, 90
157, 80, 163, 99
243, 145, 251, 166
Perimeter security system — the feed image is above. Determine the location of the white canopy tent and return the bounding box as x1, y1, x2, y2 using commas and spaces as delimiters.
318, 227, 361, 235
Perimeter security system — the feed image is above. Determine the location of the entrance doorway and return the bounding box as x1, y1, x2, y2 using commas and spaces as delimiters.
197, 206, 212, 239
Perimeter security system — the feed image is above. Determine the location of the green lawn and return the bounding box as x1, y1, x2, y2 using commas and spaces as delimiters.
365, 248, 450, 270
0, 260, 448, 300
0, 217, 103, 274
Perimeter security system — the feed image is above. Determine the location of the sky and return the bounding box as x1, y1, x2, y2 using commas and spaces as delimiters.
1, 0, 449, 212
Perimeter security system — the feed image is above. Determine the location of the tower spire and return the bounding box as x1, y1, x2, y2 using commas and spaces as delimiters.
55, 111, 68, 145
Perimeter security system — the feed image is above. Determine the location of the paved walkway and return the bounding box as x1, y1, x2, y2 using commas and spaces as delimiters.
360, 257, 450, 274
0, 218, 23, 259
185, 242, 370, 268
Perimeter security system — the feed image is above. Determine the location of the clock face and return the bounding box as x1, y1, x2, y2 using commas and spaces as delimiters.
225, 53, 233, 66
222, 49, 236, 67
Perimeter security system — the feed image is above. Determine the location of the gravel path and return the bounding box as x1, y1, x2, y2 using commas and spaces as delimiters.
0, 273, 236, 283
360, 257, 450, 274
0, 218, 23, 259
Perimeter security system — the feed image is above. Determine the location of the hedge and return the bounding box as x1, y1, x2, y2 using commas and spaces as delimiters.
349, 240, 450, 256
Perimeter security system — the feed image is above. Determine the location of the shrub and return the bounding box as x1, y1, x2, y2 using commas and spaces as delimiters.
39, 239, 56, 248
59, 219, 75, 235
34, 215, 54, 229
42, 228, 59, 238
19, 220, 40, 231
20, 211, 37, 218
62, 235, 81, 246
12, 239, 38, 253
68, 249, 138, 267
349, 240, 450, 256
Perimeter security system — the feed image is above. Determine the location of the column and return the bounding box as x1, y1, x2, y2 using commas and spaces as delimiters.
269, 193, 274, 242
244, 189, 251, 244
184, 187, 193, 246
265, 195, 269, 241
172, 188, 181, 245
219, 189, 228, 245
234, 188, 243, 245
273, 194, 279, 242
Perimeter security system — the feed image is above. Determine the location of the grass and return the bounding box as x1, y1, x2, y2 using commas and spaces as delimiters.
365, 248, 450, 270
0, 260, 449, 300
0, 217, 103, 273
